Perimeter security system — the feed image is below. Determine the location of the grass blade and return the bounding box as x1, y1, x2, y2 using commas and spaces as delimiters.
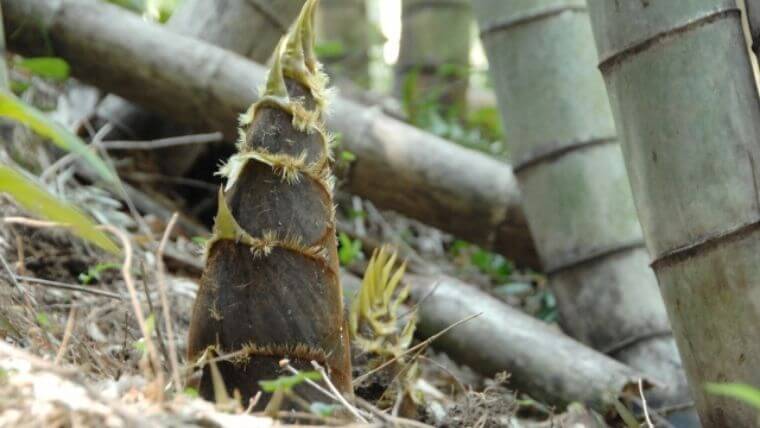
0, 89, 116, 183
705, 382, 760, 409
0, 164, 120, 254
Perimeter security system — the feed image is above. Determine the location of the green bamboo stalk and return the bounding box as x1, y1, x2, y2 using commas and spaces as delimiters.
187, 0, 352, 405
396, 0, 471, 117
473, 1, 696, 424
587, 1, 760, 426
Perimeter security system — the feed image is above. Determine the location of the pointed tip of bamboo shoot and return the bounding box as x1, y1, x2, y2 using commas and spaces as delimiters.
263, 38, 289, 99
283, 1, 310, 78
302, 0, 319, 73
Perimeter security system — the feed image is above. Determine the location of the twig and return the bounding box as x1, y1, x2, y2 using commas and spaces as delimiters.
156, 213, 183, 394
0, 251, 21, 289
282, 363, 335, 400
13, 231, 26, 276
139, 262, 170, 376
354, 396, 435, 428
3, 217, 66, 229
40, 152, 77, 183
54, 305, 77, 365
122, 172, 218, 192
99, 224, 165, 402
639, 378, 654, 428
353, 312, 481, 385
629, 397, 677, 428
282, 362, 372, 421
311, 360, 368, 423
91, 123, 154, 239
15, 275, 123, 300
101, 132, 223, 150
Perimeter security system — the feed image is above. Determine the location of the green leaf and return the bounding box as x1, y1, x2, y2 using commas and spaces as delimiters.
315, 41, 346, 59
705, 383, 760, 409
338, 232, 362, 266
0, 164, 120, 254
133, 337, 146, 354
612, 398, 640, 428
78, 262, 122, 284
36, 312, 51, 328
340, 150, 356, 162
144, 313, 156, 335
191, 236, 209, 246
347, 208, 365, 220
133, 314, 156, 355
183, 387, 199, 398
16, 57, 70, 81
10, 80, 30, 95
0, 89, 116, 183
258, 371, 322, 393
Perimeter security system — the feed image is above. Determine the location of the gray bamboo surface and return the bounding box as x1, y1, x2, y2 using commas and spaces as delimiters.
473, 1, 695, 424
588, 1, 760, 425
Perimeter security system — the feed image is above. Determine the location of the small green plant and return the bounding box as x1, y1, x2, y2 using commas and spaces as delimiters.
338, 232, 362, 266
78, 262, 122, 284
132, 313, 155, 355
35, 312, 51, 329
401, 66, 506, 156
258, 371, 323, 393
534, 291, 557, 323
191, 236, 209, 246
350, 248, 420, 410
706, 383, 760, 409
450, 240, 513, 282
183, 387, 199, 398
339, 150, 356, 163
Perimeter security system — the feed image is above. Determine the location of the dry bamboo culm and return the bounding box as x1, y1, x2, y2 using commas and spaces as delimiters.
187, 1, 352, 406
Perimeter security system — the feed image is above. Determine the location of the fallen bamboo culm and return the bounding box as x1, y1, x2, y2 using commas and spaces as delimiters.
1, 0, 539, 269
343, 273, 648, 412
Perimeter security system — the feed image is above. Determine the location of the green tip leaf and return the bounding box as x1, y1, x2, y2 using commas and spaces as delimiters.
0, 164, 120, 254
282, 0, 314, 76
0, 89, 117, 184
264, 38, 288, 99
302, 0, 319, 72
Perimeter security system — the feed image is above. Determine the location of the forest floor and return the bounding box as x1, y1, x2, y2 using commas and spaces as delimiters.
0, 80, 613, 427
0, 195, 606, 427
